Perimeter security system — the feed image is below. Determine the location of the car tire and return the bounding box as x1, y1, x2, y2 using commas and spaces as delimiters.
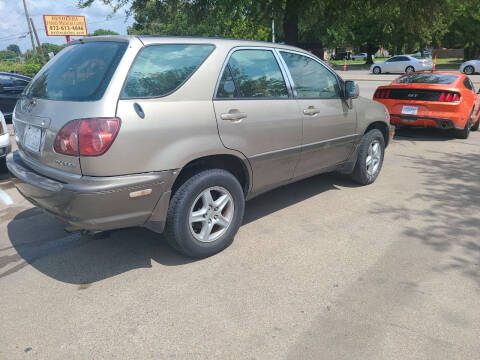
464, 65, 475, 75
405, 66, 415, 73
373, 66, 381, 74
0, 157, 6, 173
471, 118, 480, 131
454, 118, 472, 139
350, 129, 385, 185
165, 169, 245, 258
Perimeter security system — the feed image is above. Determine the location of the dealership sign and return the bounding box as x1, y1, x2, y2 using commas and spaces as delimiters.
43, 15, 87, 41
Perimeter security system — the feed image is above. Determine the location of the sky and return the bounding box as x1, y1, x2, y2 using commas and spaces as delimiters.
0, 0, 134, 52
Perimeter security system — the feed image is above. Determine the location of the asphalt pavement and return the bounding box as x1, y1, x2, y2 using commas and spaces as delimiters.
0, 79, 479, 359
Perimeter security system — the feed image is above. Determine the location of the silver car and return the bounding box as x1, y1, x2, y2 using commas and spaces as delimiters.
0, 110, 11, 167
460, 59, 480, 75
7, 36, 391, 258
371, 55, 433, 74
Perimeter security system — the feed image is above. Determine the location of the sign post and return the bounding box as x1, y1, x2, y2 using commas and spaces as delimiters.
43, 15, 87, 43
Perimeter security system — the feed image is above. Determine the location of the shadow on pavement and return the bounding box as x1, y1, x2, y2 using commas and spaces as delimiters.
394, 126, 456, 141
5, 171, 355, 284
371, 151, 480, 286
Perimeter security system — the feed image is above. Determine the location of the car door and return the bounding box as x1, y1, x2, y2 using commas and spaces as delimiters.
383, 56, 399, 72
213, 48, 302, 193
396, 56, 411, 72
277, 50, 357, 177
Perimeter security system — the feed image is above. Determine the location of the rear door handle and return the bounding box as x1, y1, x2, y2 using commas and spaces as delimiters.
221, 110, 247, 121
303, 107, 320, 116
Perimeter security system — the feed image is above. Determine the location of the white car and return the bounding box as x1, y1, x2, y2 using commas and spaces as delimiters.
370, 55, 433, 74
0, 110, 11, 167
460, 59, 480, 75
352, 52, 372, 60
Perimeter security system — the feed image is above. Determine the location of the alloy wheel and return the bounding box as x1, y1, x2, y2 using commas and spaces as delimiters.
366, 140, 382, 177
189, 186, 234, 243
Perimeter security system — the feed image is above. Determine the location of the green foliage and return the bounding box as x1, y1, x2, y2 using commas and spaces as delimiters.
41, 43, 64, 55
0, 50, 17, 61
0, 61, 40, 78
89, 28, 120, 36
73, 0, 480, 62
7, 44, 21, 55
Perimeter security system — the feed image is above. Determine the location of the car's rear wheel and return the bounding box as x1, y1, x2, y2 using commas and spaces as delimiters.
454, 118, 472, 139
405, 66, 415, 73
464, 65, 475, 75
373, 66, 381, 74
471, 118, 480, 131
165, 169, 245, 258
350, 129, 385, 185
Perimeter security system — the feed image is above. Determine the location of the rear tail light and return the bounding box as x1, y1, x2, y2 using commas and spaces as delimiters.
54, 118, 121, 156
374, 89, 391, 99
438, 92, 461, 103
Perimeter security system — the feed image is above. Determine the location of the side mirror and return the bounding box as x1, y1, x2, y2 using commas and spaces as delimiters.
345, 80, 359, 99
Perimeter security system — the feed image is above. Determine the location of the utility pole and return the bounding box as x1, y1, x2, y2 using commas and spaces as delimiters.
272, 19, 275, 43
22, 0, 36, 51
30, 18, 45, 59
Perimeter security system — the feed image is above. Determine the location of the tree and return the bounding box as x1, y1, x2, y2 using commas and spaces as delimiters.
0, 50, 17, 61
7, 44, 21, 56
41, 43, 63, 55
442, 0, 480, 60
89, 28, 120, 36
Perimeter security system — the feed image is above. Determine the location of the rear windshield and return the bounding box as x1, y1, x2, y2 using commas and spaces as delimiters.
24, 41, 127, 101
397, 73, 458, 84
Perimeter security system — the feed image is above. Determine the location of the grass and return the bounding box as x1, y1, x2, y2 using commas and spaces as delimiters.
330, 57, 464, 71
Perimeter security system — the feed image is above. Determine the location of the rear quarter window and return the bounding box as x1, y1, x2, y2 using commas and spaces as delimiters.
121, 44, 215, 99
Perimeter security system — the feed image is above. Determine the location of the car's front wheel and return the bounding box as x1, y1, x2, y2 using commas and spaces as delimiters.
405, 66, 415, 73
373, 66, 381, 74
464, 65, 475, 75
350, 129, 385, 185
165, 169, 245, 258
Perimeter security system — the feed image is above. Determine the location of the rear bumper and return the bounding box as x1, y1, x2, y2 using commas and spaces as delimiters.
389, 114, 462, 130
7, 151, 175, 232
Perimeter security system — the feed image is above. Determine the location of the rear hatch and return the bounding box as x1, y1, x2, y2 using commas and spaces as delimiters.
13, 40, 128, 176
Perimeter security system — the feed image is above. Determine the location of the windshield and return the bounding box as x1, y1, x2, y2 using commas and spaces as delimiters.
397, 73, 458, 84
24, 41, 127, 101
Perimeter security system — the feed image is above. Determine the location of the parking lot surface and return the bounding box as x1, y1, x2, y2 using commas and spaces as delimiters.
1, 82, 479, 359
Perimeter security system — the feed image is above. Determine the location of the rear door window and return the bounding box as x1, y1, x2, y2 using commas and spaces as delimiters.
25, 41, 128, 101
280, 51, 341, 99
217, 49, 288, 99
121, 44, 215, 98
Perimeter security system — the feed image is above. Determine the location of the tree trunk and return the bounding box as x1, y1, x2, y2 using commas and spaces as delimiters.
366, 44, 376, 64
283, 0, 298, 45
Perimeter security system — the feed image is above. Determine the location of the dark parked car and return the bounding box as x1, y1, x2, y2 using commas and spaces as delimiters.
0, 72, 31, 122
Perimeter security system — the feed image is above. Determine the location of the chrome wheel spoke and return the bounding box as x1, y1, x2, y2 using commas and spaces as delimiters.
200, 221, 215, 242
366, 155, 373, 167
190, 208, 207, 223
214, 194, 230, 212
202, 190, 214, 207
215, 215, 230, 228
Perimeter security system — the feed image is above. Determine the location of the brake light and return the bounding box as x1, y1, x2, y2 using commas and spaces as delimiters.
438, 92, 461, 103
374, 89, 391, 99
54, 118, 121, 156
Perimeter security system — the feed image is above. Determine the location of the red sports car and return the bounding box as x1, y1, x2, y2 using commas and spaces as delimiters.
373, 72, 480, 139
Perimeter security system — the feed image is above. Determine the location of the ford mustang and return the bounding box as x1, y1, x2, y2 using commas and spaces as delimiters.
373, 72, 480, 139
